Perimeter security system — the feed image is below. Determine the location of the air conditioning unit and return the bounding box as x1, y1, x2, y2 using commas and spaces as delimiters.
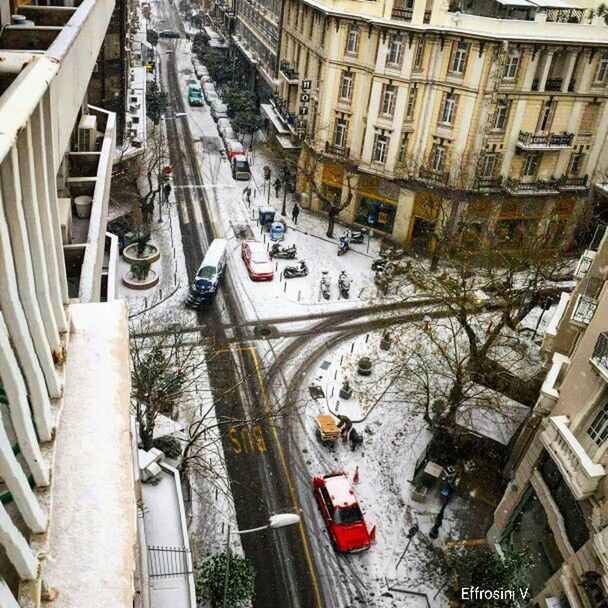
77, 115, 97, 152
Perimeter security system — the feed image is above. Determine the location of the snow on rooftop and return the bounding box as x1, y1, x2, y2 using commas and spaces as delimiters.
44, 301, 135, 608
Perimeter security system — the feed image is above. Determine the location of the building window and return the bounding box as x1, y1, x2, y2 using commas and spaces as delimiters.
568, 152, 584, 177
339, 71, 353, 101
596, 52, 608, 83
450, 41, 469, 75
346, 23, 359, 55
493, 99, 510, 130
372, 134, 389, 164
523, 153, 540, 178
439, 92, 459, 125
431, 144, 446, 171
503, 52, 520, 79
589, 403, 608, 446
380, 84, 397, 117
387, 34, 403, 66
333, 118, 348, 148
406, 88, 417, 119
413, 40, 425, 70
397, 133, 410, 165
481, 153, 497, 177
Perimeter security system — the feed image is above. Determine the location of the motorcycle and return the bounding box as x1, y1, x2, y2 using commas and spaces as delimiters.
371, 253, 390, 271
283, 260, 308, 278
337, 233, 350, 256
320, 271, 331, 300
338, 271, 351, 299
269, 242, 297, 259
349, 228, 369, 244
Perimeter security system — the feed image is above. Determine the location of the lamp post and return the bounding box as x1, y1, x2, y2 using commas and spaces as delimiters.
222, 513, 300, 608
395, 524, 419, 571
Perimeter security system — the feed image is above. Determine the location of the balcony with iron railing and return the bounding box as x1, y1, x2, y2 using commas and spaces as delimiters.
475, 175, 503, 191
325, 141, 350, 159
419, 166, 449, 185
541, 416, 605, 500
570, 293, 599, 328
560, 175, 589, 192
516, 131, 574, 150
279, 60, 299, 84
591, 332, 608, 383
504, 177, 560, 195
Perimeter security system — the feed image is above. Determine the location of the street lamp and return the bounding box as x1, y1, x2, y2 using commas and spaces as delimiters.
222, 513, 300, 608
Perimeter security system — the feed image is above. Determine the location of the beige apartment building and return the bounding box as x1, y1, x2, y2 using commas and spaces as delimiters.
488, 227, 608, 606
265, 0, 608, 249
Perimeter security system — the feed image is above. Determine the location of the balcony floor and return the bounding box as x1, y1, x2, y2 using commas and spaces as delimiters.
43, 300, 134, 608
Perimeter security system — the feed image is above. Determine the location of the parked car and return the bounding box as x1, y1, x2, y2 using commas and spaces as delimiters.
210, 100, 228, 122
159, 29, 180, 38
187, 83, 203, 106
205, 92, 219, 107
241, 240, 273, 280
231, 155, 251, 181
313, 472, 372, 553
221, 126, 237, 142
200, 74, 213, 86
198, 65, 209, 78
225, 138, 245, 159
217, 118, 231, 138
186, 239, 228, 308
202, 82, 217, 102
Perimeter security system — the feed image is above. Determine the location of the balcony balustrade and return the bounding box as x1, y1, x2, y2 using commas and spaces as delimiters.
279, 61, 299, 84
560, 175, 588, 191
517, 131, 574, 150
591, 332, 608, 383
475, 176, 503, 191
540, 415, 605, 500
571, 293, 598, 327
574, 250, 596, 280
391, 6, 413, 21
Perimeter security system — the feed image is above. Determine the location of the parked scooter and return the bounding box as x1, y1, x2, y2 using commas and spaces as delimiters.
338, 271, 351, 299
337, 233, 351, 256
371, 253, 390, 271
320, 271, 331, 300
283, 260, 308, 278
349, 228, 369, 244
269, 242, 297, 259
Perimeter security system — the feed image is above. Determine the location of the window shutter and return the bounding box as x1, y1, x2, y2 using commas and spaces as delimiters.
438, 92, 447, 123
461, 43, 470, 74
580, 103, 599, 134
448, 42, 457, 72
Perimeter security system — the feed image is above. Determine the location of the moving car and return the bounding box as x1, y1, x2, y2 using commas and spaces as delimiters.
313, 472, 372, 553
186, 239, 227, 308
241, 240, 273, 281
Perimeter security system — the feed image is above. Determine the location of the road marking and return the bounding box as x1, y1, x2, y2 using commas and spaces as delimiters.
246, 345, 324, 608
227, 425, 267, 455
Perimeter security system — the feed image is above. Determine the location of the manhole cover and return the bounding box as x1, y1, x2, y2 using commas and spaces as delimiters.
319, 360, 331, 370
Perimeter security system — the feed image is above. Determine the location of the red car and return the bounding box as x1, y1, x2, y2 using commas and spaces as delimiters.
313, 472, 372, 553
241, 240, 274, 281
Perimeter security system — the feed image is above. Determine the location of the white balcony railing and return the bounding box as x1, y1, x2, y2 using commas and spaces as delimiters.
574, 250, 597, 280
541, 416, 605, 500
535, 353, 570, 415
571, 293, 598, 327
590, 331, 608, 383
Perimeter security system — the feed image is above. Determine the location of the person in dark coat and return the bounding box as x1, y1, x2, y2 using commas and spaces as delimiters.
291, 203, 300, 225
273, 178, 281, 197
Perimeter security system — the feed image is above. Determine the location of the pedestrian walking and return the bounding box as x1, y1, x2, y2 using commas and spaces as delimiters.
163, 182, 172, 203
273, 177, 281, 198
291, 203, 300, 225
246, 186, 251, 205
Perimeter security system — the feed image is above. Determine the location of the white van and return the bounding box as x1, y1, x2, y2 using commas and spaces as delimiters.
186, 239, 228, 307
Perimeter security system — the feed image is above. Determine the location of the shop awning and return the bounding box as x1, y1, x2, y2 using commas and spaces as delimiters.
529, 0, 578, 8
496, 0, 535, 7
261, 103, 291, 135
276, 134, 301, 149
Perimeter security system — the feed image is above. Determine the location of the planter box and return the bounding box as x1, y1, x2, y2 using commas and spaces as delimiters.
339, 386, 353, 400
411, 486, 428, 502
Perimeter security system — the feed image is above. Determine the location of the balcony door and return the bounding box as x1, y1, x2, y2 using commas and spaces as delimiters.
537, 100, 554, 134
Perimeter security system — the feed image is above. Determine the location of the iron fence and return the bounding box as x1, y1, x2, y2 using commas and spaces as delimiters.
147, 546, 193, 579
